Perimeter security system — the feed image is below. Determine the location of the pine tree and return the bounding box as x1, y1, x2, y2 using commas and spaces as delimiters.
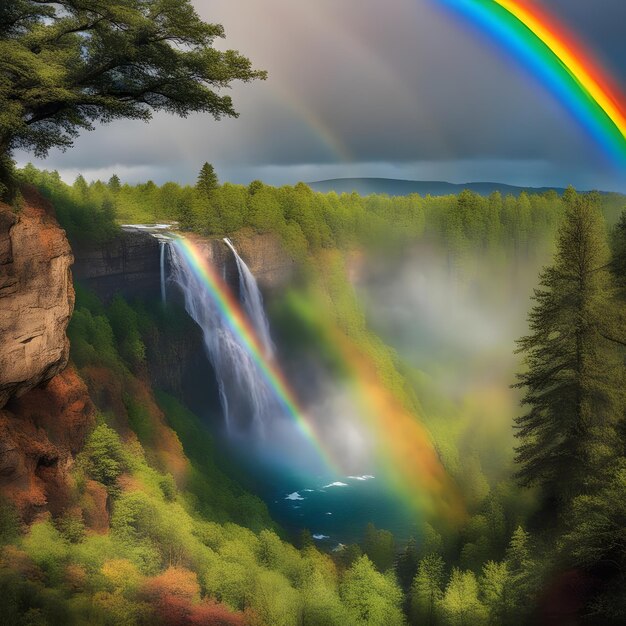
514, 190, 624, 506
504, 527, 537, 622
410, 554, 446, 625
480, 561, 511, 625
73, 174, 89, 200
439, 568, 487, 625
362, 523, 395, 572
197, 162, 219, 197
396, 537, 420, 590
108, 175, 121, 195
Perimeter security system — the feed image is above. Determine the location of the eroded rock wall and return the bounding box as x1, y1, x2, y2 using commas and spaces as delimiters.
72, 228, 162, 302
72, 227, 296, 304
0, 188, 74, 409
0, 366, 96, 524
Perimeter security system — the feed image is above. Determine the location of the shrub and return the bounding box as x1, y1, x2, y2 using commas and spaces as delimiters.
78, 423, 128, 494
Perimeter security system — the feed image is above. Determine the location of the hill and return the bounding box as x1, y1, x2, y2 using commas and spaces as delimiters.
307, 177, 569, 197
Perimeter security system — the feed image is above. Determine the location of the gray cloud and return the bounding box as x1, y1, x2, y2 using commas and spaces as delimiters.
14, 0, 626, 191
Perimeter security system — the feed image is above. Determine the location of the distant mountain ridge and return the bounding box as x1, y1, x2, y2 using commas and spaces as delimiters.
307, 177, 571, 197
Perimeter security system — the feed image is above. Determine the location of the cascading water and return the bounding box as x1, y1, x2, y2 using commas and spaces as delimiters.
166, 238, 279, 436
159, 240, 167, 304
223, 237, 274, 357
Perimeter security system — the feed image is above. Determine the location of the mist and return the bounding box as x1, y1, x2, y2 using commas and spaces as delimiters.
351, 238, 556, 487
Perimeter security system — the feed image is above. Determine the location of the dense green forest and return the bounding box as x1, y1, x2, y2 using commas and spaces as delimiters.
12, 1, 626, 623
3, 164, 626, 624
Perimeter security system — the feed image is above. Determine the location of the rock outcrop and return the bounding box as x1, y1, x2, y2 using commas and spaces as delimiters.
0, 187, 74, 409
0, 367, 95, 523
72, 226, 296, 304
228, 230, 296, 291
72, 228, 162, 302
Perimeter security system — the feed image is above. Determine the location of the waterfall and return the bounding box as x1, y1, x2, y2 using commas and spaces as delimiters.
159, 240, 167, 304
223, 237, 274, 357
166, 239, 278, 436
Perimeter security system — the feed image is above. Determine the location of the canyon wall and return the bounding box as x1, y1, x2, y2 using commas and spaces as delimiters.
71, 226, 297, 417
0, 189, 95, 523
72, 226, 295, 302
0, 204, 295, 520
0, 188, 74, 409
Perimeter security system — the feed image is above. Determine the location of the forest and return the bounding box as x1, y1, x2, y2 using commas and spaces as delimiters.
0, 164, 624, 624
4, 0, 626, 623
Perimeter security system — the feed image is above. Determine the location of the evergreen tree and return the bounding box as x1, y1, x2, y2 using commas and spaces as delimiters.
108, 175, 121, 195
197, 162, 219, 197
439, 568, 487, 625
514, 190, 624, 507
504, 527, 537, 622
396, 537, 420, 590
561, 459, 626, 621
410, 554, 445, 625
73, 174, 89, 200
485, 191, 503, 253
340, 556, 405, 625
362, 523, 396, 572
480, 561, 511, 625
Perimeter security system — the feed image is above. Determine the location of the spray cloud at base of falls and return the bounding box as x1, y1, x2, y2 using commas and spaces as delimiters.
162, 235, 339, 474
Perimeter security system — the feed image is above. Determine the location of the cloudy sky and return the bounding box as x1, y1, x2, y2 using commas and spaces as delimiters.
15, 0, 626, 191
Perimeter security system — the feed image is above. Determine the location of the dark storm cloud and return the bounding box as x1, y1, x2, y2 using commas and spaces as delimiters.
14, 0, 626, 190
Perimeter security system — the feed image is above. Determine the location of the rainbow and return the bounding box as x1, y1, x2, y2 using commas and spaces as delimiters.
172, 236, 339, 472
334, 331, 466, 522
437, 0, 626, 165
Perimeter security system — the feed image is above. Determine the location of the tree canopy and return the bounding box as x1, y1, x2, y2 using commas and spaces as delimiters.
0, 0, 266, 196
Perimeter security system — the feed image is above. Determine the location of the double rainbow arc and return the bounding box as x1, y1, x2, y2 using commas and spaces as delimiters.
439, 0, 626, 164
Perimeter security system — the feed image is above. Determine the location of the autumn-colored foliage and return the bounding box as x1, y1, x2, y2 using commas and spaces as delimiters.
141, 567, 245, 626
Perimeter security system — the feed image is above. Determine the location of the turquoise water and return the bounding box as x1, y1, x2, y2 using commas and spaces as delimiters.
230, 448, 421, 547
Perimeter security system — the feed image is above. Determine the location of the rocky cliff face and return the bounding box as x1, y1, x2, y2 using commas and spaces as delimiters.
73, 226, 295, 303
72, 228, 162, 302
228, 230, 297, 291
0, 367, 95, 523
0, 187, 74, 409
0, 188, 93, 523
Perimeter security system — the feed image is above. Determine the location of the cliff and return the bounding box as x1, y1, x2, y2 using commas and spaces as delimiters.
0, 187, 74, 409
0, 188, 95, 523
228, 230, 297, 291
72, 226, 296, 303
0, 207, 296, 520
72, 228, 163, 302
0, 367, 95, 523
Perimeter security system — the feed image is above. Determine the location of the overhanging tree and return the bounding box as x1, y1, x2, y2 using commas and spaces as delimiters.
514, 190, 626, 510
0, 0, 266, 197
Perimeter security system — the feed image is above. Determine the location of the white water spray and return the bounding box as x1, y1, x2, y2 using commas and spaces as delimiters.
223, 238, 274, 357
159, 241, 167, 304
